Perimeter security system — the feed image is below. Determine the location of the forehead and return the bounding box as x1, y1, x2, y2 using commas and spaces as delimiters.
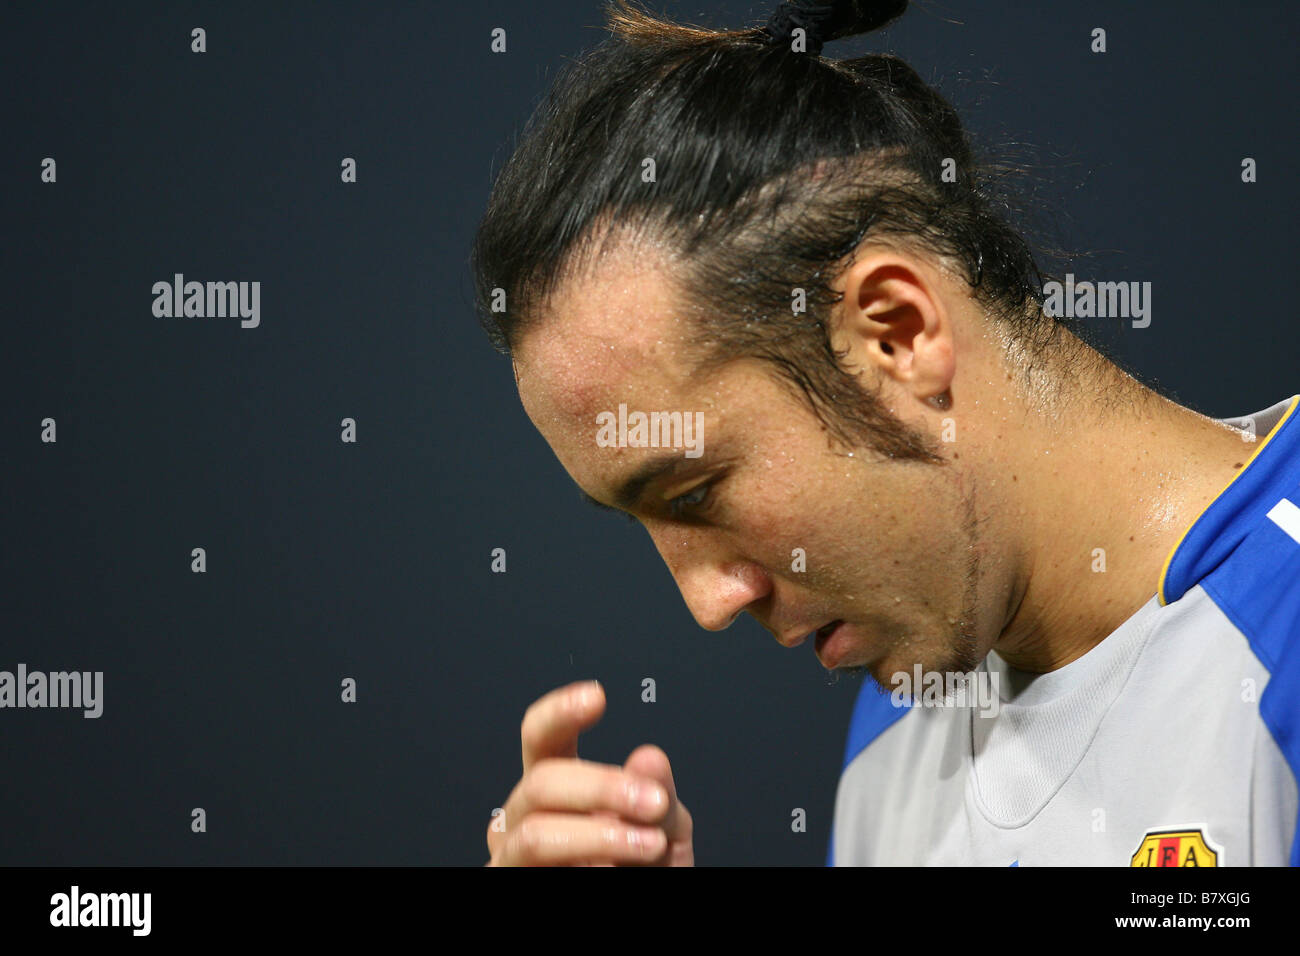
514, 250, 700, 431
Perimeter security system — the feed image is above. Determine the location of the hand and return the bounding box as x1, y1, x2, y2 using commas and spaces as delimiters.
486, 680, 694, 866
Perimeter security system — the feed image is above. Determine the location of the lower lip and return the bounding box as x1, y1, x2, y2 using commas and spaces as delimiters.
814, 621, 849, 668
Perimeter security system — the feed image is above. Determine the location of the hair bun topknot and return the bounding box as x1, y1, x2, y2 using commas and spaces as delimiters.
763, 0, 908, 56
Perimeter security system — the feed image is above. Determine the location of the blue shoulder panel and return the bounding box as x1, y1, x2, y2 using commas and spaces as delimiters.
1202, 500, 1300, 865
1163, 393, 1300, 866
825, 680, 912, 866
1161, 396, 1300, 605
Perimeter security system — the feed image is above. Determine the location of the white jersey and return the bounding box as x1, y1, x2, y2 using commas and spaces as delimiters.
829, 394, 1300, 866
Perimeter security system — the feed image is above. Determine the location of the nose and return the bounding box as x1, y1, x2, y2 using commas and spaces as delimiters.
644, 524, 770, 631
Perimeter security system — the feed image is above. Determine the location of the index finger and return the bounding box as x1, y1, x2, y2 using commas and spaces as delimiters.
521, 680, 606, 773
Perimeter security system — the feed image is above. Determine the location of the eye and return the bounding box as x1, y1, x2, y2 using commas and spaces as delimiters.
668, 481, 712, 519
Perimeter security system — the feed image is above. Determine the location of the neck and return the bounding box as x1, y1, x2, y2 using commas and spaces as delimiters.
990, 368, 1253, 673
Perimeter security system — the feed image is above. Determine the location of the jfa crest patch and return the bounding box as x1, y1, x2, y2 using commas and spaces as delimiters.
1129, 826, 1222, 867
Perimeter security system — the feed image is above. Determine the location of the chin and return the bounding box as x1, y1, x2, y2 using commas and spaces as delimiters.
860, 644, 971, 698
865, 659, 907, 696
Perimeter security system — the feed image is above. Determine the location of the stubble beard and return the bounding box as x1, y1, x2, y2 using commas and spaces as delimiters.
843, 485, 985, 698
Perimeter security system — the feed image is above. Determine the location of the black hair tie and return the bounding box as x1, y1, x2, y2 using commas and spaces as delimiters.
763, 2, 838, 56
761, 0, 907, 57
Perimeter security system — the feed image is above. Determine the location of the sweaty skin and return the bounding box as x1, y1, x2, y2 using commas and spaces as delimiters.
513, 239, 1252, 681
489, 238, 1251, 865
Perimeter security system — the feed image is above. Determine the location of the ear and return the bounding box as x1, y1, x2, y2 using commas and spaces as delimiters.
828, 248, 956, 405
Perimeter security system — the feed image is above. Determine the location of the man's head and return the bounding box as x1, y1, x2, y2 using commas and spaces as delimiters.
472, 1, 1110, 691
512, 227, 1026, 689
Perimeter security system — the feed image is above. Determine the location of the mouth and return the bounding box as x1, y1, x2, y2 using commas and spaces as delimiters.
814, 620, 847, 668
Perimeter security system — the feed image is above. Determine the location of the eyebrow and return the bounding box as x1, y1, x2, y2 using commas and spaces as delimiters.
581, 452, 695, 513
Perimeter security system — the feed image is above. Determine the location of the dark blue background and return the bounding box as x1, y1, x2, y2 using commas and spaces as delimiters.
2, 0, 1295, 865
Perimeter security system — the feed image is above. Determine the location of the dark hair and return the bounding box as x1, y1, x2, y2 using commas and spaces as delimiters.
471, 0, 1070, 460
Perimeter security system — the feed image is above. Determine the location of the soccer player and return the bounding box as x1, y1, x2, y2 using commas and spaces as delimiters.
473, 0, 1299, 865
